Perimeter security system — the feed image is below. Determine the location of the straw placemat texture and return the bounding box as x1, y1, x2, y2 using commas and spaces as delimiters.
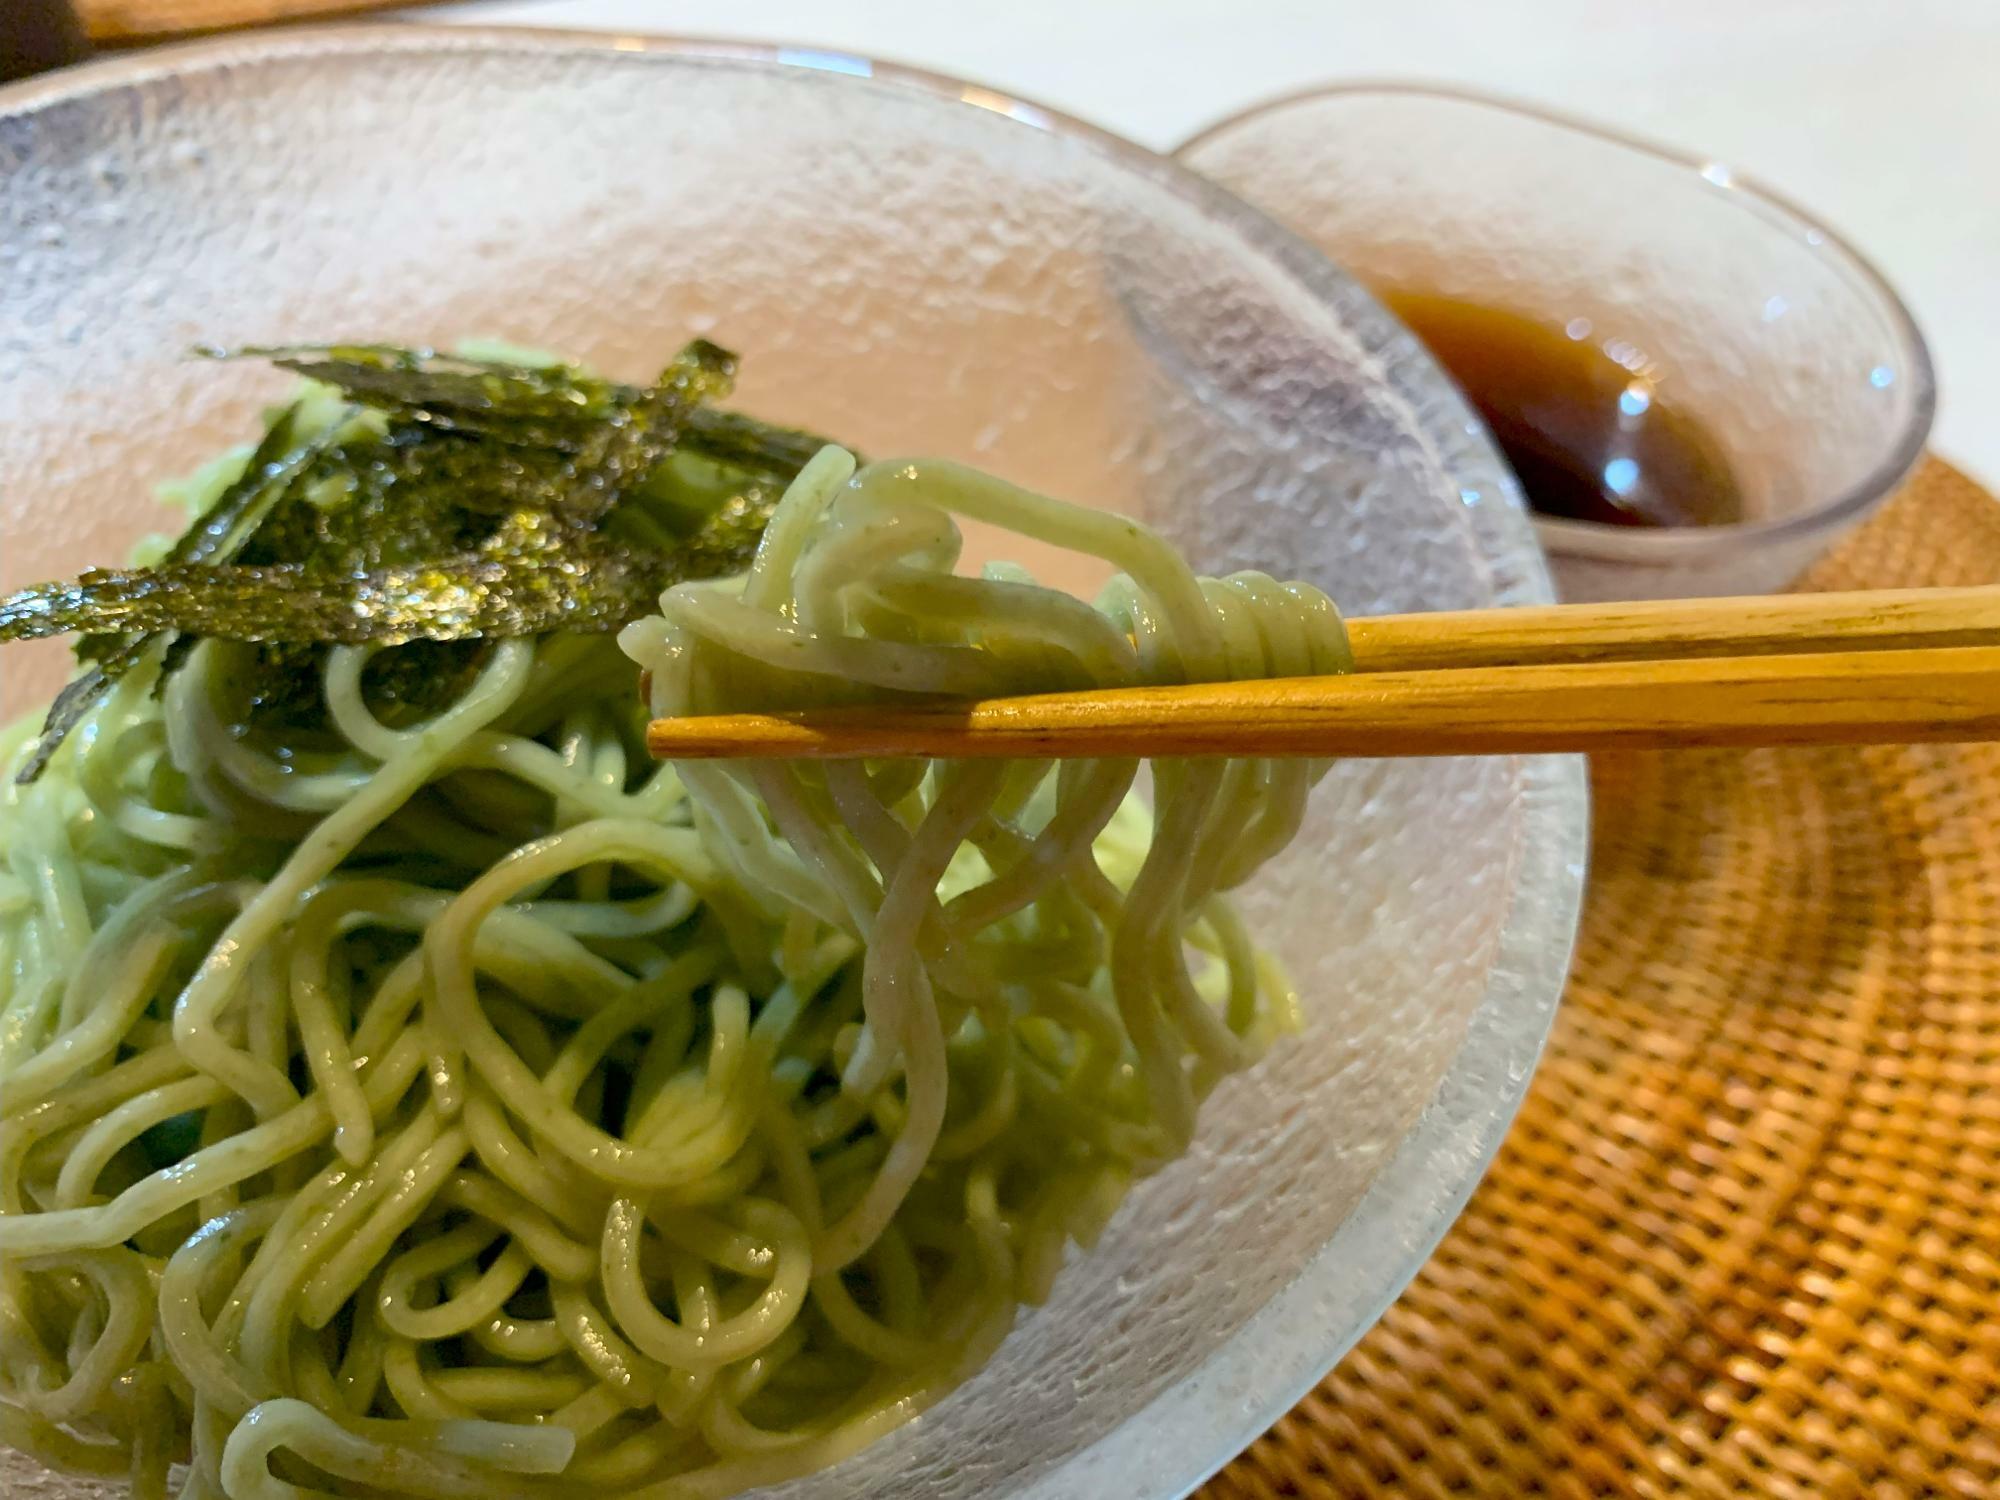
1207, 455, 2000, 1498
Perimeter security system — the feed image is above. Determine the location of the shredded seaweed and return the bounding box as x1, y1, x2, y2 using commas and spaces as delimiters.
59, 401, 361, 745
2, 506, 768, 646
217, 344, 623, 449
213, 343, 830, 483
682, 407, 830, 485
5, 340, 844, 780
164, 401, 362, 568
11, 642, 144, 784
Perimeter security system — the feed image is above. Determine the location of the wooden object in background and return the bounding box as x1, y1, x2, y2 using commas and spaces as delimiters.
3, 0, 92, 79
78, 0, 417, 44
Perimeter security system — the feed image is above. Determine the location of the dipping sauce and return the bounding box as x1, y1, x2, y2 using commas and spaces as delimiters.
1383, 291, 1746, 528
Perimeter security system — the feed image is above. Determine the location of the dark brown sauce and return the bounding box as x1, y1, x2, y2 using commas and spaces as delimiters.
1382, 291, 1745, 528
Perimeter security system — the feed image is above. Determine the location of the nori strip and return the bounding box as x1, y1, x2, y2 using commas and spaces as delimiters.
1, 502, 768, 646
551, 341, 738, 527
682, 407, 831, 485
14, 635, 155, 783
162, 401, 357, 568
212, 343, 837, 481
252, 350, 619, 450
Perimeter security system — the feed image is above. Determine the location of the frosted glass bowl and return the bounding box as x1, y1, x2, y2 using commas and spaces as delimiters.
0, 28, 1586, 1500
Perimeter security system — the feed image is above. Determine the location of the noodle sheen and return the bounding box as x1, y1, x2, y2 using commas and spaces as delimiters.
0, 438, 1346, 1498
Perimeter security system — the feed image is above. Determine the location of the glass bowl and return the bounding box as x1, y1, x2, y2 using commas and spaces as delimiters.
1179, 84, 1936, 601
0, 29, 1586, 1500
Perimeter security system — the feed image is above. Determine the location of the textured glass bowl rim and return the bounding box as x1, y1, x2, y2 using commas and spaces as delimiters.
0, 29, 1588, 1498
1177, 80, 1938, 568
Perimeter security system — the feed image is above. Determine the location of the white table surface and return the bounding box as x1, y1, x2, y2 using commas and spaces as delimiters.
403, 0, 2000, 492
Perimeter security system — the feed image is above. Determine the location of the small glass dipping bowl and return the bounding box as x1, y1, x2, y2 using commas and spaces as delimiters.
1179, 84, 1936, 601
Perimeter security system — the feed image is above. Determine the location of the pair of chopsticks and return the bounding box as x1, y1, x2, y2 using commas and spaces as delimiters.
646, 586, 2000, 762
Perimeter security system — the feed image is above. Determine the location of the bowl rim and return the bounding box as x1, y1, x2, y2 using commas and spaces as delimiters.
1176, 78, 1939, 565
0, 31, 1589, 1498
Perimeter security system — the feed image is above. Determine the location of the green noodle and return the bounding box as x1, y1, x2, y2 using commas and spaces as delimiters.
0, 430, 1347, 1497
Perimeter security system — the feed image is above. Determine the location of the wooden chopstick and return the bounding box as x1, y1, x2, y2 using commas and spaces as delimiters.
1344, 585, 2000, 671
645, 587, 2000, 762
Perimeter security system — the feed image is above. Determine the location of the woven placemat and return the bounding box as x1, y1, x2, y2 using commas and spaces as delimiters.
1207, 456, 2000, 1497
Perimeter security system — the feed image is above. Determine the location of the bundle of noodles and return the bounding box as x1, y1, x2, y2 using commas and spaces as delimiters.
0, 409, 1347, 1496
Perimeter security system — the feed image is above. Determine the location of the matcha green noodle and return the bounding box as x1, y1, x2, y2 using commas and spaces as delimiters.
0, 433, 1348, 1497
